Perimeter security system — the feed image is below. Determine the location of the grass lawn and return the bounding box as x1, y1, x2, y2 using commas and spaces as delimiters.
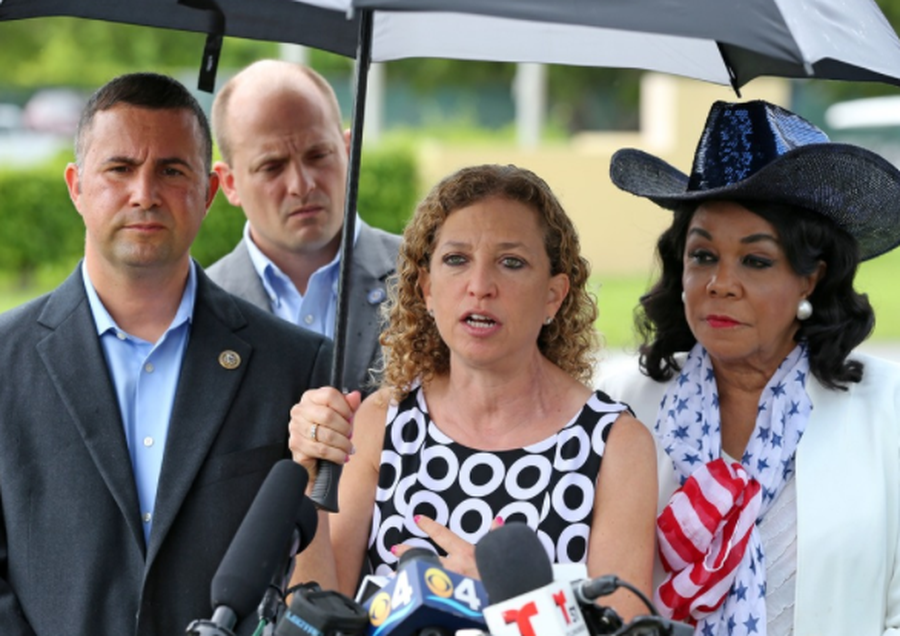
855, 247, 900, 341
1, 249, 898, 350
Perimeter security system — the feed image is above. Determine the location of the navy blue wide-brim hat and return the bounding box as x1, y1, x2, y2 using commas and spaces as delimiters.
609, 100, 900, 261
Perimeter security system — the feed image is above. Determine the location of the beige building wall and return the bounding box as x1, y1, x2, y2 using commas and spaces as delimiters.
415, 74, 789, 277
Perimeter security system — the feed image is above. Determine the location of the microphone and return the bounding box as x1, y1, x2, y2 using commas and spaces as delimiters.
363, 548, 490, 636
571, 576, 694, 636
186, 460, 310, 636
475, 523, 589, 636
274, 581, 369, 636
279, 494, 320, 586
257, 494, 321, 625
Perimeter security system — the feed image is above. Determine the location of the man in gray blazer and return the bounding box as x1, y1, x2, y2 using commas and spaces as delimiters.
0, 73, 331, 636
208, 60, 400, 396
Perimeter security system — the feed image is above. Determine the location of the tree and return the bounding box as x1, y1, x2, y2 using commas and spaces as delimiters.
0, 17, 277, 89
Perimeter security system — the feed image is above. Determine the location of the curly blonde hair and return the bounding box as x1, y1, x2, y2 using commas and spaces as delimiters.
380, 164, 599, 399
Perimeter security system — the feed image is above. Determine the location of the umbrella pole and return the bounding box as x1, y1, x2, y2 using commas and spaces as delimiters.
309, 8, 374, 513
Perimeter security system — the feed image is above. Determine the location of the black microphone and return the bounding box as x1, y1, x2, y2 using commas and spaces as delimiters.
571, 576, 695, 635
274, 581, 369, 636
475, 523, 589, 636
278, 494, 320, 587
477, 524, 692, 636
186, 459, 310, 636
475, 525, 554, 604
257, 491, 321, 626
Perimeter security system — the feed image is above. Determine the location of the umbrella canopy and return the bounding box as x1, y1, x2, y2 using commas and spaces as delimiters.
334, 0, 900, 90
6, 0, 900, 90
0, 0, 359, 57
5, 0, 900, 509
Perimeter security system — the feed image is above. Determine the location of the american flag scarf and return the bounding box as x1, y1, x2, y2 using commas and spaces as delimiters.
654, 343, 812, 635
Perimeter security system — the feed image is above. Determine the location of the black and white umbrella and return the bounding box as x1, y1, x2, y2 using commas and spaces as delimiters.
337, 0, 900, 89
4, 0, 900, 508
302, 0, 900, 509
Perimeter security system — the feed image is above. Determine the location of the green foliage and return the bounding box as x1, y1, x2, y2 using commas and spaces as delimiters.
0, 162, 83, 282
0, 17, 277, 88
547, 66, 643, 132
387, 59, 515, 94
190, 192, 246, 267
308, 48, 355, 75
0, 140, 420, 275
357, 140, 421, 234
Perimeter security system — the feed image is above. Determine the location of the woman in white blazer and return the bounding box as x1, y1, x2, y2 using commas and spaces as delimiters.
600, 99, 900, 636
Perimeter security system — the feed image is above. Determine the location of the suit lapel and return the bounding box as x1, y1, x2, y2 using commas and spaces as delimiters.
146, 271, 252, 564
221, 240, 271, 310
342, 222, 397, 391
35, 269, 145, 552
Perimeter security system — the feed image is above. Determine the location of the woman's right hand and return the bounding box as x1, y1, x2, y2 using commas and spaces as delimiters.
288, 387, 361, 488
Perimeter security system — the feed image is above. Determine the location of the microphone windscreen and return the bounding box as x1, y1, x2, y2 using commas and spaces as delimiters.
211, 460, 309, 619
474, 522, 553, 604
296, 495, 318, 554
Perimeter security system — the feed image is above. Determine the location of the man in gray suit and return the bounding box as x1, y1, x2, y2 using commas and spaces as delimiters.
0, 73, 331, 636
208, 60, 400, 396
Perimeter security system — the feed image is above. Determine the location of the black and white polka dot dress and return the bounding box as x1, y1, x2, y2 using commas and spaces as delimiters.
365, 385, 629, 576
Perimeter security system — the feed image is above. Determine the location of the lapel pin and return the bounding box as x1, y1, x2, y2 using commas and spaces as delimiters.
218, 350, 241, 370
367, 288, 386, 305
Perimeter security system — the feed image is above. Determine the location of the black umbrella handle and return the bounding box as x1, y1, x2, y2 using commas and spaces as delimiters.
309, 9, 374, 513
310, 460, 342, 513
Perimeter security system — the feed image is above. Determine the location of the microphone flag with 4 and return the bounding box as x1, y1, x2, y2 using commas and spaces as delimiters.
363, 550, 489, 636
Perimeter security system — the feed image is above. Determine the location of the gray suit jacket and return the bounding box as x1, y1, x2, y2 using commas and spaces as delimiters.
207, 220, 400, 395
0, 264, 332, 636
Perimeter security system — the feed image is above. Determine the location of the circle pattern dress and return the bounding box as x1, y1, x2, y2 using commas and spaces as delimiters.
365, 386, 630, 576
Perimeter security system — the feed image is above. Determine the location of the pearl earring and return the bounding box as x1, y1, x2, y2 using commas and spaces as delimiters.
427, 308, 434, 317
544, 316, 553, 325
681, 291, 686, 303
797, 299, 813, 321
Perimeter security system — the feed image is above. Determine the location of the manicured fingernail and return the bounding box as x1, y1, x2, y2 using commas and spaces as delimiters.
414, 515, 422, 524
344, 455, 351, 463
495, 516, 504, 526
350, 445, 357, 455
390, 545, 398, 555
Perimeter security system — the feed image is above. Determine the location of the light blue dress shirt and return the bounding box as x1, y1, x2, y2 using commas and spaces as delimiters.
242, 218, 360, 339
82, 261, 196, 544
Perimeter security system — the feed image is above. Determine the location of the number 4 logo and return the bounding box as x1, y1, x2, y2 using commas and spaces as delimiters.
453, 577, 482, 612
391, 570, 414, 609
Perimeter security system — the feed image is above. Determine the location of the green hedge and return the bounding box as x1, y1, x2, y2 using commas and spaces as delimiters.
0, 141, 420, 277
356, 138, 420, 235
0, 163, 83, 281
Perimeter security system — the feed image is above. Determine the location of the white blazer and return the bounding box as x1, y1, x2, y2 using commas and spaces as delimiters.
599, 352, 900, 636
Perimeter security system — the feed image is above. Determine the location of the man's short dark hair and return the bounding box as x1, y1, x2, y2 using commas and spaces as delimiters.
75, 72, 213, 171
